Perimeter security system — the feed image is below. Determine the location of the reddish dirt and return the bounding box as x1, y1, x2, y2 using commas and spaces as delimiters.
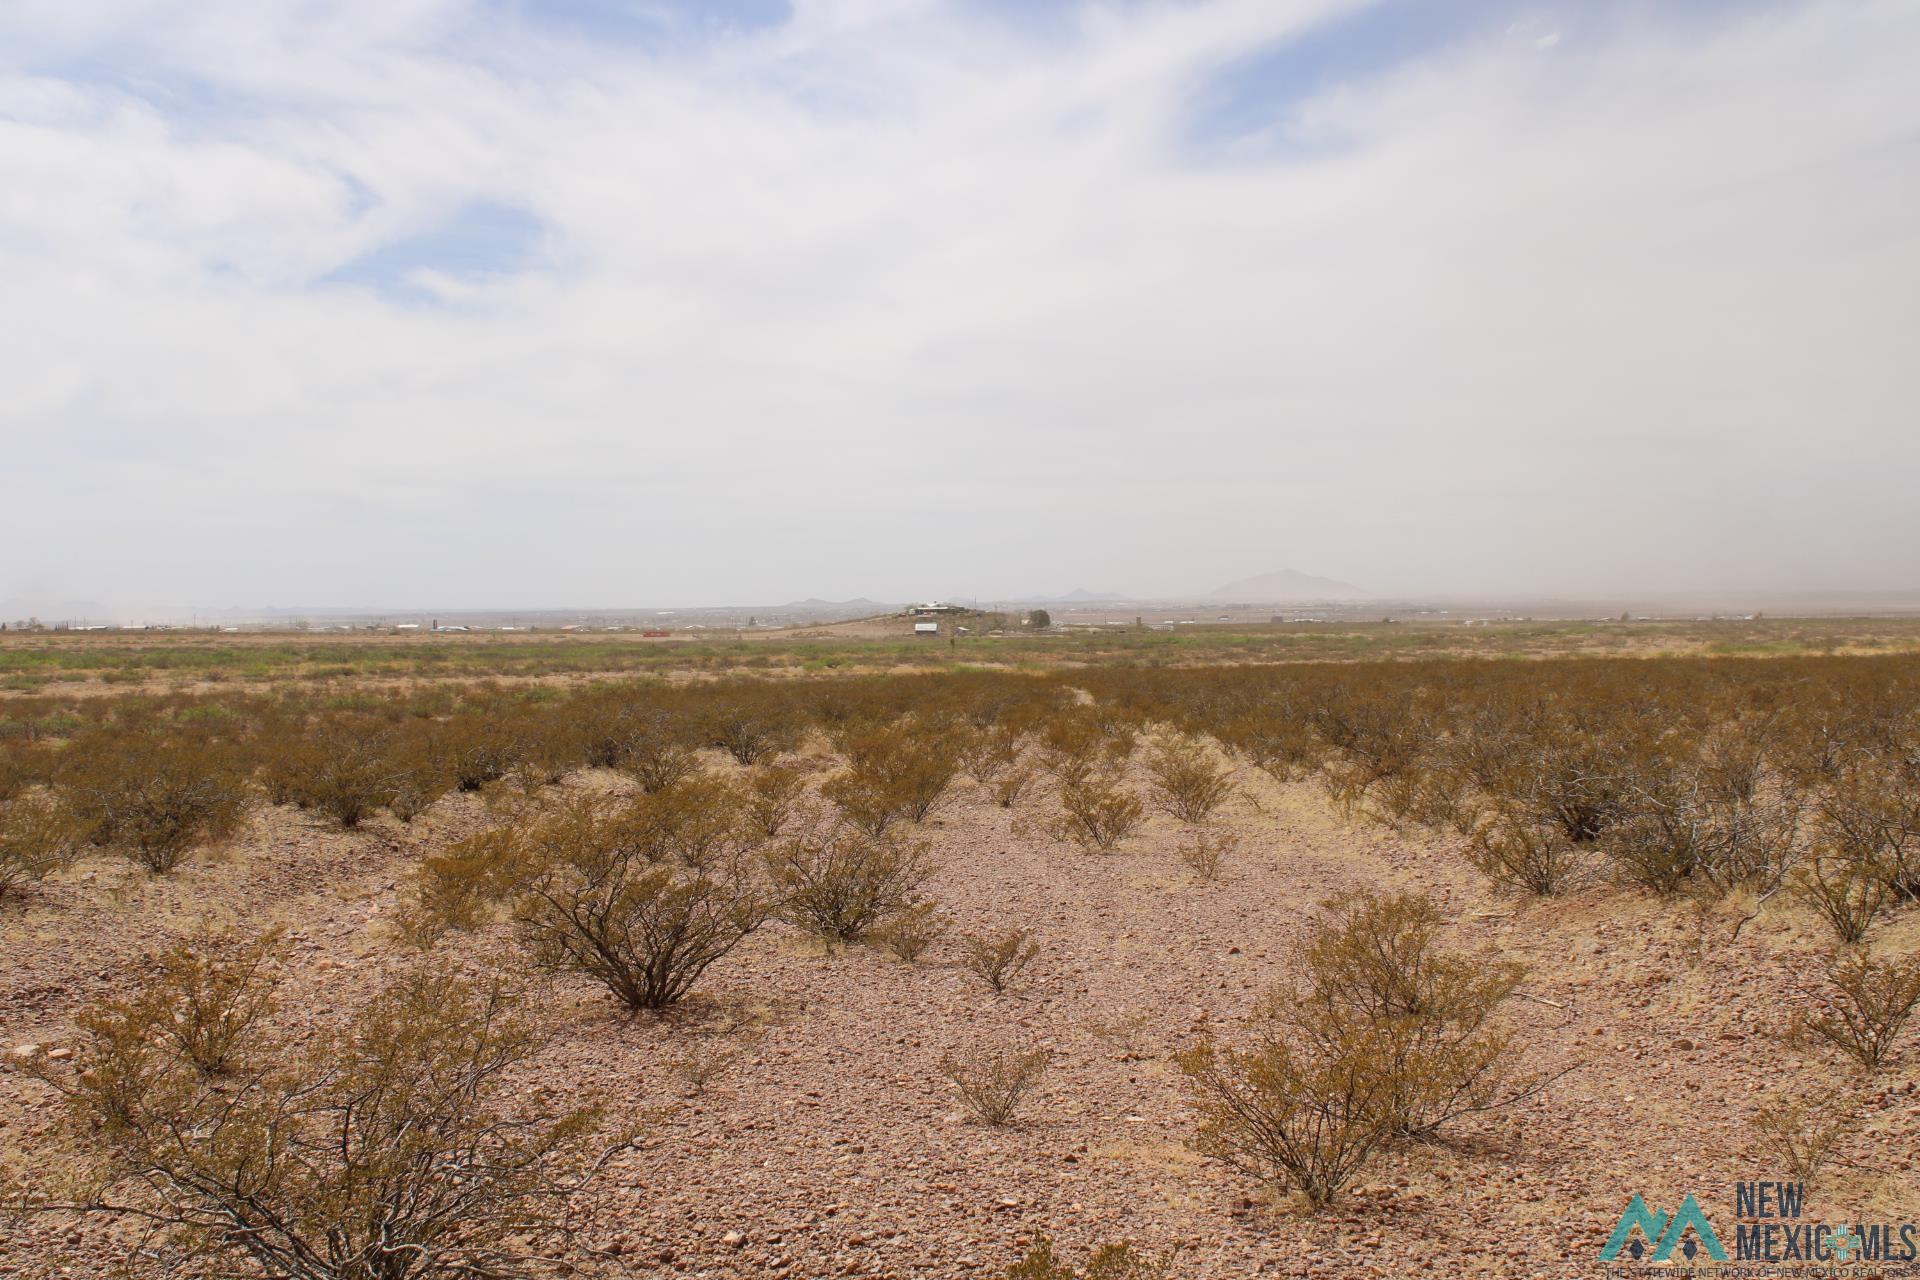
4, 756, 1918, 1279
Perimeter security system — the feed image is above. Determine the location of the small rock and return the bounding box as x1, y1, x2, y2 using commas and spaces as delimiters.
9, 1044, 41, 1062
722, 1231, 746, 1248
46, 1048, 72, 1062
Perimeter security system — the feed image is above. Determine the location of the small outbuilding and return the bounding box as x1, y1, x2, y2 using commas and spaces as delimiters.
913, 621, 940, 636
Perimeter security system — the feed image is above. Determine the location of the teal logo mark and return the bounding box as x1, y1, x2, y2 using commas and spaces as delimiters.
1601, 1193, 1728, 1263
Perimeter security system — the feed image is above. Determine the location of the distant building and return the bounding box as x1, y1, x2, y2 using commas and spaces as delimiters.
913, 621, 940, 636
910, 602, 964, 616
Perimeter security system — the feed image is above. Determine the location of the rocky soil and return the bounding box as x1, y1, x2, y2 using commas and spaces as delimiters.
4, 760, 1917, 1278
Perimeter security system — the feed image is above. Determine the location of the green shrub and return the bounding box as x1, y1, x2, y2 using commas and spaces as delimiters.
510, 798, 768, 1010
1179, 1014, 1400, 1208
872, 901, 946, 962
1795, 848, 1895, 944
1049, 769, 1144, 852
1144, 733, 1235, 824
823, 722, 962, 834
961, 926, 1040, 994
1468, 811, 1583, 896
36, 965, 612, 1279
1181, 890, 1548, 1207
765, 823, 937, 945
1178, 825, 1236, 882
139, 929, 287, 1074
705, 695, 802, 765
615, 775, 750, 869
744, 763, 808, 837
61, 736, 253, 873
292, 724, 395, 828
1006, 1240, 1177, 1280
1799, 948, 1920, 1070
939, 1039, 1052, 1126
0, 793, 83, 899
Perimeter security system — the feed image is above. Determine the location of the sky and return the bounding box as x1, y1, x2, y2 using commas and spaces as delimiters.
2, 0, 1917, 612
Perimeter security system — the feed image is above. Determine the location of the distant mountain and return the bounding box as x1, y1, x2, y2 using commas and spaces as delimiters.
1009, 587, 1131, 604
1207, 570, 1367, 602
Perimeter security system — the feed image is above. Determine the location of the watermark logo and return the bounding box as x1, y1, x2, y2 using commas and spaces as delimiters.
1598, 1181, 1920, 1272
1601, 1193, 1727, 1262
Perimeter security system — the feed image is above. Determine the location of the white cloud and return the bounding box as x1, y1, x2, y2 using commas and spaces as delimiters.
1, 0, 1917, 609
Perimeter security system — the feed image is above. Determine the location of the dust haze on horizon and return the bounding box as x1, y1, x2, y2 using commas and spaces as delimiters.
3, 0, 1918, 617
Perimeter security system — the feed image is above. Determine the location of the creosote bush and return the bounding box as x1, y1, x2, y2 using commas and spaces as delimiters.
617, 774, 751, 869
514, 806, 770, 1011
958, 723, 1027, 788
438, 716, 527, 792
1600, 766, 1802, 897
1006, 1239, 1179, 1280
1038, 707, 1136, 783
1810, 759, 1920, 900
823, 721, 963, 835
1050, 769, 1145, 852
939, 1039, 1052, 1127
993, 767, 1041, 809
1145, 733, 1235, 824
13, 646, 1920, 1053
670, 1036, 756, 1096
1179, 826, 1237, 882
1294, 890, 1535, 1138
141, 928, 289, 1075
0, 793, 83, 899
1750, 1092, 1858, 1183
872, 900, 947, 962
30, 963, 617, 1280
0, 745, 56, 804
1178, 1017, 1401, 1209
397, 825, 528, 948
705, 697, 802, 766
745, 763, 808, 838
1180, 890, 1549, 1207
1084, 1011, 1155, 1061
1798, 948, 1920, 1070
270, 722, 396, 828
61, 736, 253, 873
617, 718, 702, 794
1795, 851, 1895, 943
962, 926, 1041, 994
1468, 811, 1583, 896
381, 729, 455, 824
765, 822, 937, 946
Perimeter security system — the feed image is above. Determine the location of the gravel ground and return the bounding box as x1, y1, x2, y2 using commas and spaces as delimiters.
4, 759, 1917, 1279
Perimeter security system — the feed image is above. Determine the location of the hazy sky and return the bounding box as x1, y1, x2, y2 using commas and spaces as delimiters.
3, 0, 1917, 611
